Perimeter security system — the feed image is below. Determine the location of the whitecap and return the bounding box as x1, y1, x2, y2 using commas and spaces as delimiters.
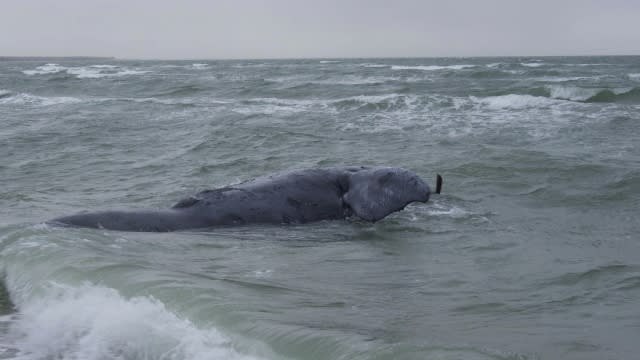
0, 92, 82, 106
470, 94, 561, 110
319, 60, 340, 64
7, 283, 263, 360
536, 76, 592, 83
391, 64, 475, 71
192, 63, 209, 69
22, 63, 66, 75
359, 63, 388, 68
22, 64, 149, 78
547, 85, 600, 101
629, 73, 640, 80
521, 62, 544, 67
67, 67, 149, 79
89, 64, 118, 69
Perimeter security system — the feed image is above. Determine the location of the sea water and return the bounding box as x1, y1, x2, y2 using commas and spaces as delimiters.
1, 57, 639, 359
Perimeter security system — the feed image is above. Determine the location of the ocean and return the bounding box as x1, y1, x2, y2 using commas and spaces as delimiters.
0, 56, 639, 359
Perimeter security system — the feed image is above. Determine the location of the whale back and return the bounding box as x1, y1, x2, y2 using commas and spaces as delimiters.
343, 167, 430, 222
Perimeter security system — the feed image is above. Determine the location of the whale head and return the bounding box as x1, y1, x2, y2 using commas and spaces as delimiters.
343, 167, 434, 222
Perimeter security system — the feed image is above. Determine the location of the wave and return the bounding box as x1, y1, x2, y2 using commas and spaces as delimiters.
548, 86, 640, 103
21, 63, 66, 75
474, 86, 640, 106
151, 84, 205, 97
359, 63, 388, 68
391, 64, 475, 71
520, 62, 545, 67
470, 94, 562, 110
232, 93, 419, 115
319, 60, 340, 64
629, 73, 640, 80
192, 63, 209, 69
584, 87, 640, 103
4, 283, 262, 360
536, 76, 594, 83
22, 63, 149, 79
332, 94, 418, 111
0, 91, 82, 106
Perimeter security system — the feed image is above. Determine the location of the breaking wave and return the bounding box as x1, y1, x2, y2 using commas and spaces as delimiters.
547, 86, 640, 103
22, 63, 149, 79
520, 62, 545, 67
391, 65, 475, 71
470, 94, 562, 110
0, 91, 81, 106
4, 282, 262, 360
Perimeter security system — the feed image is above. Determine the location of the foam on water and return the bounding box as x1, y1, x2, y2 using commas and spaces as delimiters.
22, 64, 149, 79
0, 92, 82, 107
536, 76, 594, 83
547, 86, 600, 101
470, 94, 563, 110
521, 62, 545, 67
359, 63, 388, 68
629, 73, 640, 80
21, 63, 66, 75
5, 283, 263, 360
391, 64, 475, 71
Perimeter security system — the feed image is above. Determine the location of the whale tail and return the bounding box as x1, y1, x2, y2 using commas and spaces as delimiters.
435, 174, 443, 194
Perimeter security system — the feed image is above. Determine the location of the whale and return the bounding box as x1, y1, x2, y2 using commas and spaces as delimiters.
50, 166, 443, 232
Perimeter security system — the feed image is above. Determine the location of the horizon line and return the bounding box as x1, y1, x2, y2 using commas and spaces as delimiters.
2, 54, 639, 62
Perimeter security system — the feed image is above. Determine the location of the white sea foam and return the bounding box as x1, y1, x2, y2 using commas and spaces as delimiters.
0, 89, 11, 97
486, 63, 503, 68
311, 76, 393, 85
547, 85, 600, 101
567, 63, 613, 66
426, 204, 470, 218
22, 63, 66, 75
391, 65, 475, 71
89, 64, 118, 69
536, 76, 592, 83
8, 283, 263, 360
0, 92, 81, 106
359, 63, 388, 68
22, 64, 149, 78
629, 73, 640, 80
470, 94, 561, 110
233, 93, 417, 115
192, 63, 209, 69
520, 62, 544, 67
319, 60, 340, 64
232, 97, 326, 115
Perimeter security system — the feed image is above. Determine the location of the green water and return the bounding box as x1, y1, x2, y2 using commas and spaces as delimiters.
0, 57, 639, 359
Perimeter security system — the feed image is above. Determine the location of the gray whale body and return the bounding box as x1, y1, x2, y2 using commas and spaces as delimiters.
51, 166, 441, 232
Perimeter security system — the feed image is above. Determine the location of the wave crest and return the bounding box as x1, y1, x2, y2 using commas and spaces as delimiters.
22, 63, 149, 79
391, 65, 475, 71
7, 283, 262, 360
0, 91, 81, 106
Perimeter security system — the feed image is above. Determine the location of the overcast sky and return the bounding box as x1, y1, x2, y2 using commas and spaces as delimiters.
1, 0, 638, 59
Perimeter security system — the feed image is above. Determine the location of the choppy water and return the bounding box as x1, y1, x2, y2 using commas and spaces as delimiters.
1, 56, 639, 360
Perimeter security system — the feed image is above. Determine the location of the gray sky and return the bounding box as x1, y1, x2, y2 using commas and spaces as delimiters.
1, 0, 638, 59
